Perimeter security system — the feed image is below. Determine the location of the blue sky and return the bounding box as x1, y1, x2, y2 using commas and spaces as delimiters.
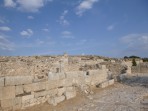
0, 0, 148, 57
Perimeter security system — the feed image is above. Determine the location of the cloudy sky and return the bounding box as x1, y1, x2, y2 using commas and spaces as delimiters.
0, 0, 148, 57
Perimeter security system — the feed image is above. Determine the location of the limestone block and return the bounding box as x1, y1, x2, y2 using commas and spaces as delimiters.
65, 72, 78, 78
65, 91, 76, 100
64, 78, 75, 87
58, 73, 65, 80
34, 91, 47, 98
99, 81, 108, 88
23, 82, 46, 93
57, 87, 65, 96
101, 65, 106, 69
32, 82, 46, 92
108, 79, 114, 85
88, 70, 100, 76
46, 80, 58, 90
13, 97, 22, 110
15, 85, 24, 95
0, 77, 4, 87
48, 95, 65, 106
48, 72, 59, 80
1, 99, 14, 108
46, 89, 58, 97
22, 95, 34, 104
23, 84, 32, 93
5, 76, 32, 86
0, 86, 15, 100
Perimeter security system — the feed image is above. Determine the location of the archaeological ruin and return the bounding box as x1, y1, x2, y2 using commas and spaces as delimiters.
0, 54, 148, 111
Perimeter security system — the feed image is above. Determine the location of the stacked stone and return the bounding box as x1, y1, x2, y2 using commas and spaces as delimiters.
0, 64, 112, 111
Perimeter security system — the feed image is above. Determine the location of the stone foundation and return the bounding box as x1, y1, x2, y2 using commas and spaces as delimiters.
0, 65, 113, 111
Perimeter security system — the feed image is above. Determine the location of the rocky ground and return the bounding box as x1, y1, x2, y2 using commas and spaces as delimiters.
21, 74, 148, 111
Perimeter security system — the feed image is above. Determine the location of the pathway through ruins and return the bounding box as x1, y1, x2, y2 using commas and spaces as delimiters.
21, 75, 148, 111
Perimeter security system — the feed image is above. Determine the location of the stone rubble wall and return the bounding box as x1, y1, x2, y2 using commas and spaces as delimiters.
132, 63, 148, 73
0, 65, 111, 111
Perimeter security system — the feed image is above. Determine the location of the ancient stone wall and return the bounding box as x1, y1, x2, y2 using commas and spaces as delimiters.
0, 65, 111, 110
132, 63, 148, 73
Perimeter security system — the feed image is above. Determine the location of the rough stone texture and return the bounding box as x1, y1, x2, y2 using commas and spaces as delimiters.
34, 91, 47, 98
65, 91, 76, 100
13, 97, 22, 110
46, 80, 59, 90
66, 72, 79, 78
15, 85, 24, 95
0, 78, 4, 87
23, 82, 46, 93
1, 99, 14, 108
5, 76, 32, 86
0, 86, 15, 100
108, 79, 114, 85
57, 87, 65, 96
22, 95, 34, 104
48, 95, 65, 106
99, 81, 109, 88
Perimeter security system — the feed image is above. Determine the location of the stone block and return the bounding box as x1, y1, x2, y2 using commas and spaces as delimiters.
101, 65, 106, 69
13, 97, 22, 110
65, 72, 78, 78
88, 70, 100, 76
15, 85, 24, 95
0, 86, 15, 100
108, 79, 114, 85
1, 99, 14, 108
48, 95, 65, 106
23, 84, 32, 93
0, 78, 4, 87
46, 80, 58, 90
66, 87, 75, 92
99, 81, 108, 88
46, 89, 58, 97
5, 76, 32, 86
65, 91, 76, 100
22, 95, 34, 104
57, 87, 65, 96
32, 82, 46, 92
58, 73, 65, 80
34, 91, 47, 98
64, 78, 75, 87
48, 72, 59, 80
23, 82, 46, 93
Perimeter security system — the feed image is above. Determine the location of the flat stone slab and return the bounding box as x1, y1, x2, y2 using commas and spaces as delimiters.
0, 77, 4, 87
0, 86, 15, 100
5, 76, 33, 86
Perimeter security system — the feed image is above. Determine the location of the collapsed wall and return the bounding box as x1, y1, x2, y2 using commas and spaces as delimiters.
132, 63, 148, 73
0, 64, 114, 111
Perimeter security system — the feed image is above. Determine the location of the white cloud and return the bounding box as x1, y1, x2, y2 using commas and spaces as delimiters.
0, 17, 9, 24
107, 25, 114, 31
76, 0, 99, 16
0, 26, 11, 31
4, 0, 16, 8
27, 16, 34, 19
42, 28, 49, 32
58, 10, 70, 26
36, 39, 44, 45
61, 31, 74, 39
120, 33, 148, 56
0, 34, 14, 51
4, 0, 52, 12
20, 29, 33, 37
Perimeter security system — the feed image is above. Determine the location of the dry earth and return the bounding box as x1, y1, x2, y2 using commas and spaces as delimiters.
20, 75, 148, 111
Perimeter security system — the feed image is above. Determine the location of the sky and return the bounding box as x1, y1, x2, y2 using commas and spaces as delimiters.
0, 0, 148, 57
